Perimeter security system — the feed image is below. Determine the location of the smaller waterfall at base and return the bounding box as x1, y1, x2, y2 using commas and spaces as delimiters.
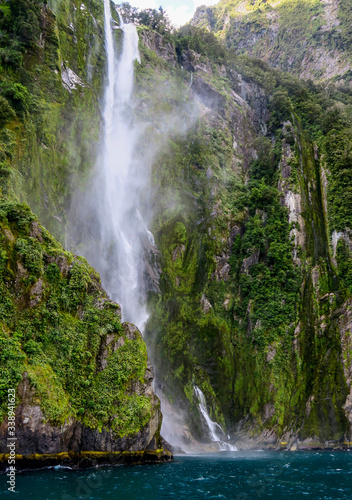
194, 386, 237, 451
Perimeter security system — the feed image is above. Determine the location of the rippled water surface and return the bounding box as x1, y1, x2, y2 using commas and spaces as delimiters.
1, 451, 352, 499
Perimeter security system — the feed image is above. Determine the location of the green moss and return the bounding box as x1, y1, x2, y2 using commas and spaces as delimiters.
1, 0, 352, 446
139, 21, 352, 440
0, 0, 105, 241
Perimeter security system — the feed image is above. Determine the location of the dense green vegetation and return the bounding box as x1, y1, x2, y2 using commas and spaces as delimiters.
0, 201, 153, 435
136, 16, 352, 441
0, 0, 159, 447
1, 0, 352, 449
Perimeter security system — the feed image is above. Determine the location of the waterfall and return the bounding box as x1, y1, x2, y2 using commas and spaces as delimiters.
72, 0, 150, 329
194, 386, 237, 451
68, 1, 151, 329
68, 3, 235, 452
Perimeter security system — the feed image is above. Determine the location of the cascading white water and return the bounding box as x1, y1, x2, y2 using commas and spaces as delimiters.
90, 0, 149, 328
194, 386, 237, 451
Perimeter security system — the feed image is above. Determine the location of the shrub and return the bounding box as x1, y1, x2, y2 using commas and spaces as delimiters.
0, 82, 30, 116
0, 96, 16, 129
0, 46, 22, 67
10, 0, 41, 47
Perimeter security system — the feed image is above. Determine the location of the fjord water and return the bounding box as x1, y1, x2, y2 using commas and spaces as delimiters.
2, 452, 352, 499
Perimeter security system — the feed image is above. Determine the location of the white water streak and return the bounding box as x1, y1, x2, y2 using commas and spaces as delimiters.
194, 386, 237, 451
93, 1, 149, 328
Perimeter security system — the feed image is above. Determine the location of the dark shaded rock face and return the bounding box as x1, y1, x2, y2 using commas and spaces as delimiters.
143, 233, 162, 294
192, 76, 226, 114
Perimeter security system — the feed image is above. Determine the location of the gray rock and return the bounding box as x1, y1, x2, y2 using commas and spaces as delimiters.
140, 31, 176, 66
241, 249, 260, 273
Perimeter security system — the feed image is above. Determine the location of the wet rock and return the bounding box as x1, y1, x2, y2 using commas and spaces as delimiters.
29, 222, 44, 242
0, 366, 163, 456
339, 299, 352, 435
180, 48, 212, 74
45, 253, 70, 278
172, 244, 186, 262
266, 345, 276, 363
3, 228, 14, 243
61, 62, 86, 93
241, 249, 260, 273
143, 233, 162, 294
263, 403, 275, 422
95, 297, 122, 319
191, 76, 226, 114
123, 322, 141, 341
201, 295, 212, 314
29, 278, 44, 307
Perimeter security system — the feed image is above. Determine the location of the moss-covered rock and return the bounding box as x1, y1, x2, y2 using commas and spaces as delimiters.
1, 0, 352, 454
0, 0, 106, 239
0, 202, 163, 454
134, 26, 352, 448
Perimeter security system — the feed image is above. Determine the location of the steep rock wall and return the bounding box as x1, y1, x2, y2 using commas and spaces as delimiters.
192, 0, 352, 85
0, 2, 169, 464
0, 0, 110, 240
138, 28, 352, 449
2, 1, 352, 454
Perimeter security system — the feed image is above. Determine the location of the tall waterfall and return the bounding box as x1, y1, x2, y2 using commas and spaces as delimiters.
100, 2, 147, 326
71, 1, 151, 329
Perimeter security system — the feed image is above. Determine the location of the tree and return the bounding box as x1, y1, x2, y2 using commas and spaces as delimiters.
9, 0, 41, 47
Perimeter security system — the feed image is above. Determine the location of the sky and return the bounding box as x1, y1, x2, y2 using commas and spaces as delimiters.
121, 0, 219, 27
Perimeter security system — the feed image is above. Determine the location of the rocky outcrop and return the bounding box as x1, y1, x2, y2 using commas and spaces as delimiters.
143, 233, 162, 294
0, 370, 161, 456
0, 204, 169, 466
339, 299, 352, 436
61, 62, 86, 93
140, 30, 176, 66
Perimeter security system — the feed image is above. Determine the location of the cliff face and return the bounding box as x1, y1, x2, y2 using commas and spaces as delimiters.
0, 0, 170, 465
0, 0, 108, 239
191, 0, 352, 84
138, 28, 352, 449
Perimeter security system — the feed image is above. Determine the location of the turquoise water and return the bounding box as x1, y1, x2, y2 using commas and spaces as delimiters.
1, 451, 352, 499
